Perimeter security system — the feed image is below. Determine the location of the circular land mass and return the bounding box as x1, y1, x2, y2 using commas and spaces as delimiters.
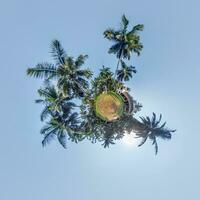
95, 91, 124, 121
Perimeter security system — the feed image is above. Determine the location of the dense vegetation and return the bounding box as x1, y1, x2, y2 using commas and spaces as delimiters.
27, 15, 175, 154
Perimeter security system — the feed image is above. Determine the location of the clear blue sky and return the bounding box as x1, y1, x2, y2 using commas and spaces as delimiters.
0, 0, 199, 199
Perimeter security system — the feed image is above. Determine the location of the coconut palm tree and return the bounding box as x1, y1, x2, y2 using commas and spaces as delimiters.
95, 113, 175, 153
91, 66, 117, 94
104, 15, 144, 76
35, 85, 60, 121
35, 84, 82, 148
133, 113, 176, 154
40, 111, 81, 148
35, 84, 76, 121
27, 40, 93, 97
117, 60, 137, 82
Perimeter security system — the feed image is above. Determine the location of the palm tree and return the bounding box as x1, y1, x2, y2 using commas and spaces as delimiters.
40, 111, 81, 148
117, 60, 137, 82
34, 84, 82, 148
35, 84, 76, 121
91, 66, 117, 94
27, 40, 93, 97
104, 15, 144, 77
133, 113, 176, 154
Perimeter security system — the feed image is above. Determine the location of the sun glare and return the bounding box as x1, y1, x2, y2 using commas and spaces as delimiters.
122, 132, 137, 147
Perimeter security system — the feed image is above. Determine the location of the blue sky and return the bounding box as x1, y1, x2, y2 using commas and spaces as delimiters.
0, 0, 200, 199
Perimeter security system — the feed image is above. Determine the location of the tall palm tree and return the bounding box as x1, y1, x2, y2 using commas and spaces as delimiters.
133, 113, 176, 154
27, 40, 93, 97
104, 15, 144, 77
117, 60, 137, 82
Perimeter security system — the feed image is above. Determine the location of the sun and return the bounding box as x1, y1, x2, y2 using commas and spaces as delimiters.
122, 132, 137, 146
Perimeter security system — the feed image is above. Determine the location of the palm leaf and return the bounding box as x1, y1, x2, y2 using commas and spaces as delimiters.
42, 130, 56, 147
35, 99, 44, 104
138, 136, 148, 147
27, 63, 57, 79
121, 14, 129, 30
37, 88, 56, 99
57, 131, 67, 148
108, 43, 122, 55
130, 24, 144, 34
152, 138, 158, 155
66, 112, 79, 125
50, 40, 66, 65
75, 55, 88, 67
40, 106, 51, 121
76, 69, 93, 78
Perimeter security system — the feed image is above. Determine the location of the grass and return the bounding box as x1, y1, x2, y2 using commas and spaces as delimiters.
95, 91, 124, 121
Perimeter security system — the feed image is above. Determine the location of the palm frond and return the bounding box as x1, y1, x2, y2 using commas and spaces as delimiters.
130, 24, 144, 34
77, 69, 93, 79
62, 101, 76, 109
133, 45, 143, 56
152, 138, 158, 155
50, 40, 66, 65
108, 43, 122, 55
61, 102, 75, 118
35, 99, 44, 104
42, 131, 56, 147
102, 136, 115, 148
66, 112, 79, 125
37, 85, 58, 100
40, 106, 51, 121
27, 63, 57, 79
121, 14, 129, 30
75, 55, 88, 67
40, 124, 52, 135
57, 131, 67, 148
138, 136, 148, 147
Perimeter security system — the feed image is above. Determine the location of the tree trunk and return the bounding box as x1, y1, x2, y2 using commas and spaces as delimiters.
128, 117, 146, 134
114, 59, 121, 79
